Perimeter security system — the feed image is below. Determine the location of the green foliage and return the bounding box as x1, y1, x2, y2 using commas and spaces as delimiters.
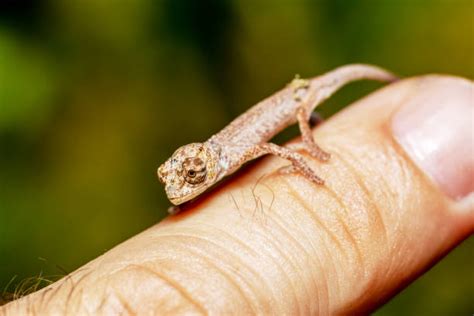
0, 32, 58, 132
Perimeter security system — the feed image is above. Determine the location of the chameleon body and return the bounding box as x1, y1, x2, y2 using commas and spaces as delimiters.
158, 64, 397, 207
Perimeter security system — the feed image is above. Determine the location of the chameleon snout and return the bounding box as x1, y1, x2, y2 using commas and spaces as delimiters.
157, 164, 167, 184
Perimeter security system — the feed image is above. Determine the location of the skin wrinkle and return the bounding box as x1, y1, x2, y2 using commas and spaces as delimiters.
324, 81, 440, 313
66, 270, 93, 315
379, 245, 399, 300
280, 176, 346, 256
155, 237, 295, 314
36, 286, 52, 313
150, 228, 271, 310
274, 177, 353, 314
41, 278, 66, 312
95, 274, 117, 315
275, 134, 409, 311
300, 156, 366, 269
346, 143, 395, 206
366, 143, 412, 239
333, 151, 389, 247
281, 196, 328, 315
333, 211, 365, 271
337, 123, 430, 292
72, 288, 84, 316
325, 148, 384, 244
311, 131, 379, 311
257, 201, 318, 315
330, 128, 411, 237
36, 267, 94, 314
153, 231, 275, 306
382, 122, 427, 213
277, 176, 330, 316
283, 182, 343, 311
375, 127, 438, 283
112, 291, 136, 316
162, 222, 258, 254
173, 210, 305, 313
265, 209, 322, 314
391, 153, 412, 218
125, 264, 207, 315
141, 257, 216, 314
110, 292, 128, 315
327, 80, 420, 231
25, 296, 32, 316
325, 147, 397, 300
365, 140, 398, 203
153, 234, 271, 313
235, 223, 303, 315
164, 238, 258, 314
67, 269, 93, 301
64, 272, 78, 314
162, 222, 280, 309
96, 292, 110, 315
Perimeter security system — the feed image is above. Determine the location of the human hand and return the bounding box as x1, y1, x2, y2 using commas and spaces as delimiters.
1, 75, 473, 315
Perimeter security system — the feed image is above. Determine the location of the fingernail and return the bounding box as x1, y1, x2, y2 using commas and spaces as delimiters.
392, 77, 474, 200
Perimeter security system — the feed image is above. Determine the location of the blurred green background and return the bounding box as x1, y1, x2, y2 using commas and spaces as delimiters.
0, 0, 472, 313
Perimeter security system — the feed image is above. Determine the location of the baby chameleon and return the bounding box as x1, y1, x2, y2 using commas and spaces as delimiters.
158, 64, 397, 209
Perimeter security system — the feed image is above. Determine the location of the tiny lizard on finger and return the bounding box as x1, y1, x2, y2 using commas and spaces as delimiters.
157, 64, 397, 211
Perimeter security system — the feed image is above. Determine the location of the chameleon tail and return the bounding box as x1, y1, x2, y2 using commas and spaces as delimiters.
307, 64, 398, 111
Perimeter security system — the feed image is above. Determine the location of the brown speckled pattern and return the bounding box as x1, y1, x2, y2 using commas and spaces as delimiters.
158, 64, 397, 207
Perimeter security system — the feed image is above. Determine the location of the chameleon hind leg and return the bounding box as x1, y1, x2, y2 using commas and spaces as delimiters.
242, 143, 324, 185
295, 107, 331, 162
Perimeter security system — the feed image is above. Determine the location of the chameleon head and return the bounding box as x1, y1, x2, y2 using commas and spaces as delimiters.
157, 142, 222, 205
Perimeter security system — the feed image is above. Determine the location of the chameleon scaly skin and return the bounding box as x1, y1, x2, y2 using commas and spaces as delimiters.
158, 64, 397, 207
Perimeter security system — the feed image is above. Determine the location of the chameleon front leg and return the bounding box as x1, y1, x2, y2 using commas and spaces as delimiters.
290, 76, 330, 162
296, 107, 331, 162
241, 143, 325, 185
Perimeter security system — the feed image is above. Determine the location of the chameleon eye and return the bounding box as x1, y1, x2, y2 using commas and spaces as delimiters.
185, 169, 206, 184
183, 157, 207, 184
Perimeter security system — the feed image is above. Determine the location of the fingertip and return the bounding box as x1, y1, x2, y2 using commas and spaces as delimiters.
391, 76, 474, 202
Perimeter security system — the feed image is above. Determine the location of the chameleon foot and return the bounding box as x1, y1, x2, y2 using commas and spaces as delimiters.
255, 143, 325, 185
304, 142, 331, 162
276, 163, 325, 185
